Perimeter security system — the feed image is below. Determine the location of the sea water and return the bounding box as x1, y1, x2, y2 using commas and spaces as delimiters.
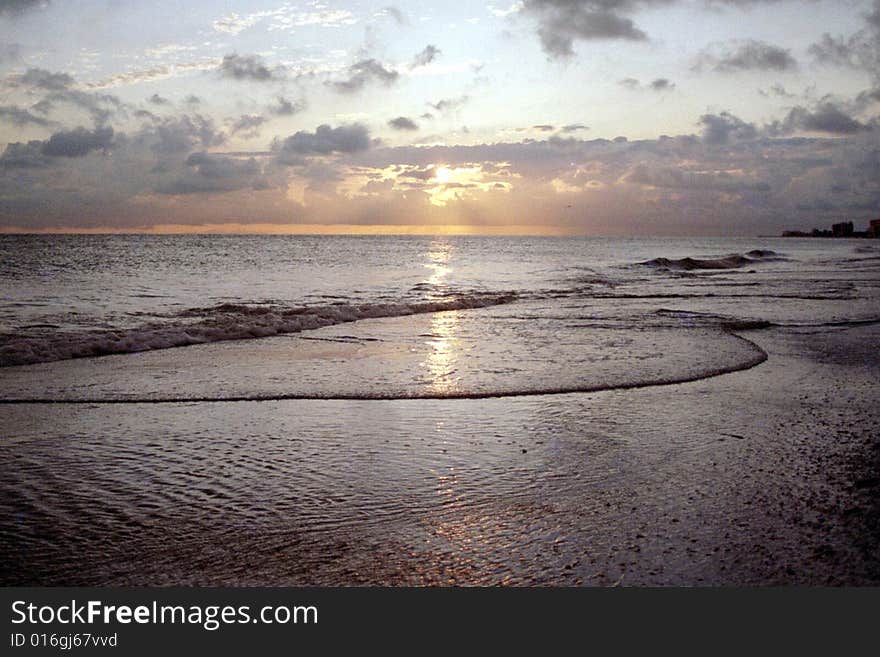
1, 235, 878, 584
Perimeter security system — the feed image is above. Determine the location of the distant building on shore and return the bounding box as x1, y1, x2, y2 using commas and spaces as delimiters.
783, 218, 879, 238
832, 221, 854, 237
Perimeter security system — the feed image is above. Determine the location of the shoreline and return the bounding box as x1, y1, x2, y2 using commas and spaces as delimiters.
1, 323, 877, 586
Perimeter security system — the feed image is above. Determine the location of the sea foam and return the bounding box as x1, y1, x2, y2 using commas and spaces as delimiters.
0, 293, 516, 367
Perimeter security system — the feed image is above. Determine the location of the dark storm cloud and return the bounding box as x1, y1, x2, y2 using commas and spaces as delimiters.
698, 111, 758, 144
219, 53, 280, 82
268, 96, 304, 116
40, 125, 114, 157
330, 59, 399, 94
619, 77, 639, 89
229, 114, 267, 137
148, 93, 169, 106
411, 44, 440, 67
522, 0, 676, 58
274, 124, 371, 164
388, 116, 419, 131
0, 104, 51, 126
696, 40, 799, 73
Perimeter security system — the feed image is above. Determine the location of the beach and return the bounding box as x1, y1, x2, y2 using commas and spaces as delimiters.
1, 235, 878, 586
1, 321, 877, 586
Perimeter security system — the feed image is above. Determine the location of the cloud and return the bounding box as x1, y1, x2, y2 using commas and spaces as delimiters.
411, 44, 441, 67
148, 93, 170, 106
0, 104, 51, 127
144, 114, 227, 155
778, 102, 872, 135
330, 59, 399, 93
532, 124, 555, 131
219, 53, 281, 82
229, 114, 267, 138
212, 12, 263, 35
274, 123, 371, 163
157, 152, 266, 195
0, 140, 48, 168
4, 123, 880, 234
384, 6, 408, 25
388, 116, 419, 131
758, 83, 797, 98
0, 43, 20, 64
15, 67, 74, 91
523, 0, 670, 58
561, 123, 589, 132
184, 152, 261, 179
620, 77, 675, 91
388, 116, 419, 130
0, 0, 47, 16
428, 95, 470, 113
396, 164, 436, 180
809, 8, 880, 84
624, 162, 770, 193
34, 88, 123, 126
86, 60, 221, 89
696, 39, 799, 73
869, 0, 880, 30
698, 111, 758, 144
268, 96, 304, 116
649, 78, 675, 91
40, 126, 114, 157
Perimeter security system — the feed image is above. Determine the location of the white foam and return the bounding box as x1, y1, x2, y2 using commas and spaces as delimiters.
0, 293, 516, 367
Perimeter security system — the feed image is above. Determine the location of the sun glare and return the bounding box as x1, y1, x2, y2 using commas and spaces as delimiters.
433, 166, 452, 183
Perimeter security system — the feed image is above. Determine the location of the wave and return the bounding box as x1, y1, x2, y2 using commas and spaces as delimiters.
0, 332, 768, 404
0, 293, 516, 368
640, 249, 785, 271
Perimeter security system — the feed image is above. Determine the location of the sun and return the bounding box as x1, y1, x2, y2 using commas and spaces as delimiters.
433, 166, 452, 183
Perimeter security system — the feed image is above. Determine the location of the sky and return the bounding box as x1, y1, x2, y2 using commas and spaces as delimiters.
0, 0, 878, 235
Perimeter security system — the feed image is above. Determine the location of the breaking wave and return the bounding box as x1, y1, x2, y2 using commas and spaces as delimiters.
0, 293, 516, 367
640, 249, 785, 271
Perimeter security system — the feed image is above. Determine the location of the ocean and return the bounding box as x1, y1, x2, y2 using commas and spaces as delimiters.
1, 235, 878, 584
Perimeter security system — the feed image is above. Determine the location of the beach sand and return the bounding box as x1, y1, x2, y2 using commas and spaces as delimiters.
1, 322, 878, 586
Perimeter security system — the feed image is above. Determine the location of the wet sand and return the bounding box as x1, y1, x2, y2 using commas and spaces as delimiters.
1, 323, 878, 586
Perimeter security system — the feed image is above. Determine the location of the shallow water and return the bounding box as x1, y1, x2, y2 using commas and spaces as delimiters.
2, 235, 878, 397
